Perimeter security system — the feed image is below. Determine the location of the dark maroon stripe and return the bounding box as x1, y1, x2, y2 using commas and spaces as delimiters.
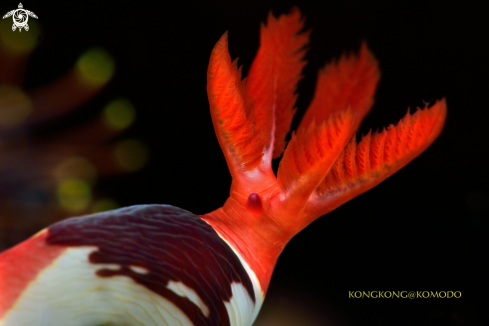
46, 204, 255, 326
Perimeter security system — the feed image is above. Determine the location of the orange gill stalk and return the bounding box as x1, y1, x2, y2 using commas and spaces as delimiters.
201, 7, 446, 294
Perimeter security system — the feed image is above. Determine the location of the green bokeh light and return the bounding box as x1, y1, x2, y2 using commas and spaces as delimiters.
0, 18, 40, 55
103, 98, 136, 130
75, 48, 115, 88
57, 178, 92, 213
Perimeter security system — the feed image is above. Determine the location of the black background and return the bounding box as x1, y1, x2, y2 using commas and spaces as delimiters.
2, 0, 488, 325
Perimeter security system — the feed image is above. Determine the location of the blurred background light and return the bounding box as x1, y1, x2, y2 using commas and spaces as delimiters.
103, 98, 136, 130
0, 17, 149, 248
54, 157, 97, 185
56, 177, 92, 213
114, 139, 149, 172
0, 85, 32, 126
0, 19, 40, 55
75, 48, 115, 88
91, 199, 119, 213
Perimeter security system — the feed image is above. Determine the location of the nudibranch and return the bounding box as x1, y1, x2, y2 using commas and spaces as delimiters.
0, 8, 446, 326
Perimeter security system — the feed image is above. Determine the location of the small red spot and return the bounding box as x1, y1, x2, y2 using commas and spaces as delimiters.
247, 193, 263, 212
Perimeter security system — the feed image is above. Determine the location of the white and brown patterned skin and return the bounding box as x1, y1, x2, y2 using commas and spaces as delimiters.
0, 205, 264, 326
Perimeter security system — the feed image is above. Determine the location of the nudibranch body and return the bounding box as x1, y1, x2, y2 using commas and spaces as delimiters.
0, 8, 446, 326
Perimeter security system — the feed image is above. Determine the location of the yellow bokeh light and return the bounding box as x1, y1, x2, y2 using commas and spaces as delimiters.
75, 48, 115, 88
0, 18, 40, 55
0, 85, 33, 126
91, 199, 119, 213
114, 139, 149, 172
57, 178, 91, 213
103, 98, 136, 130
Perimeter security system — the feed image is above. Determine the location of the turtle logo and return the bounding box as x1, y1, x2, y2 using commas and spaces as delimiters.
2, 3, 38, 32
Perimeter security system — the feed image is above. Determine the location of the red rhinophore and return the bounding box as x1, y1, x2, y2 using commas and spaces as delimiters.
201, 7, 446, 292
